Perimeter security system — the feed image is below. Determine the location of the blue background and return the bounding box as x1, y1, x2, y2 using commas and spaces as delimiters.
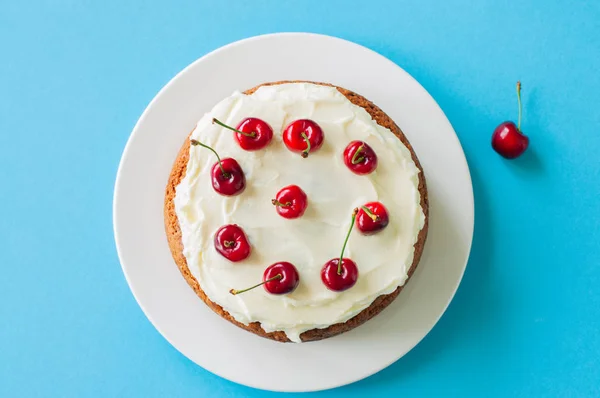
1, 1, 599, 396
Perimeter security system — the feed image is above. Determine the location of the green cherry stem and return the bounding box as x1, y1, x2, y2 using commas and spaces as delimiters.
212, 118, 256, 138
223, 240, 235, 248
516, 81, 522, 131
351, 145, 366, 164
338, 208, 359, 275
190, 139, 230, 178
361, 206, 380, 222
229, 274, 282, 295
301, 132, 311, 158
271, 199, 291, 207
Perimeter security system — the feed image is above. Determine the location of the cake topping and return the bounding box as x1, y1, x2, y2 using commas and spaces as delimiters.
283, 119, 324, 158
356, 202, 389, 235
343, 140, 378, 174
213, 117, 273, 151
214, 224, 251, 262
271, 185, 308, 219
230, 261, 300, 295
175, 83, 425, 343
190, 139, 246, 196
321, 208, 360, 292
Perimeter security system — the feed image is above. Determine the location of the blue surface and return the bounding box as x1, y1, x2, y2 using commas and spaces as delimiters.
1, 1, 599, 396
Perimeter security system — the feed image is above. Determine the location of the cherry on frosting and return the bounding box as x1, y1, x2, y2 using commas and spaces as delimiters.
190, 139, 246, 196
230, 261, 300, 295
214, 224, 251, 262
321, 208, 359, 292
321, 258, 359, 292
282, 119, 324, 158
213, 117, 273, 151
356, 202, 389, 235
343, 140, 378, 175
272, 185, 308, 219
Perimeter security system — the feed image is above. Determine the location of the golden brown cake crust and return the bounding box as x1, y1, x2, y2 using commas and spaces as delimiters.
164, 81, 429, 342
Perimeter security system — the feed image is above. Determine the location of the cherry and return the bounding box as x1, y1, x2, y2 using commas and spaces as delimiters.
230, 262, 300, 295
190, 139, 245, 196
213, 117, 273, 151
356, 202, 389, 235
492, 81, 530, 159
321, 208, 359, 292
283, 119, 324, 158
214, 224, 251, 262
322, 258, 358, 293
272, 185, 308, 219
343, 141, 378, 174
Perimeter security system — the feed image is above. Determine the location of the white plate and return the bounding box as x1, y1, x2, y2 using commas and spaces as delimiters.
113, 33, 474, 392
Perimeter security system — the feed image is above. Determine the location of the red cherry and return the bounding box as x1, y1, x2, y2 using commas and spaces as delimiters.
210, 158, 246, 196
321, 208, 359, 292
191, 139, 246, 196
272, 185, 308, 219
492, 82, 529, 159
321, 258, 358, 292
356, 202, 389, 235
230, 262, 300, 296
262, 262, 300, 294
214, 224, 251, 262
492, 122, 529, 159
213, 117, 273, 151
343, 141, 378, 174
283, 119, 324, 158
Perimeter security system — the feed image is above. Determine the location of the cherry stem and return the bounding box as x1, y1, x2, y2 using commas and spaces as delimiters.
213, 118, 256, 138
361, 206, 380, 222
338, 208, 358, 275
301, 132, 311, 158
272, 199, 291, 207
351, 145, 365, 164
223, 240, 235, 248
516, 81, 522, 131
229, 274, 282, 295
190, 139, 230, 178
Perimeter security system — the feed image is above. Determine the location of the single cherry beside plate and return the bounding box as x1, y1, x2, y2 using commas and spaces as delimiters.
283, 119, 324, 158
272, 185, 308, 219
492, 81, 529, 159
492, 121, 529, 159
343, 141, 378, 174
214, 224, 251, 262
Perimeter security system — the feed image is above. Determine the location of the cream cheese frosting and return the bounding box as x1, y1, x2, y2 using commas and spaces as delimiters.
173, 83, 425, 342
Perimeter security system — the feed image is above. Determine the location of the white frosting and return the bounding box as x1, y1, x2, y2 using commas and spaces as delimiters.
174, 83, 425, 342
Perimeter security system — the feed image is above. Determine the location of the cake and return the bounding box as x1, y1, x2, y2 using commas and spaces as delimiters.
164, 81, 429, 342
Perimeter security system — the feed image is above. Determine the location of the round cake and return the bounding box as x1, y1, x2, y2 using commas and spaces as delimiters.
164, 81, 429, 342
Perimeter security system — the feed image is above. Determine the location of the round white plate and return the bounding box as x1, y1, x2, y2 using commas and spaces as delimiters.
113, 33, 474, 392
